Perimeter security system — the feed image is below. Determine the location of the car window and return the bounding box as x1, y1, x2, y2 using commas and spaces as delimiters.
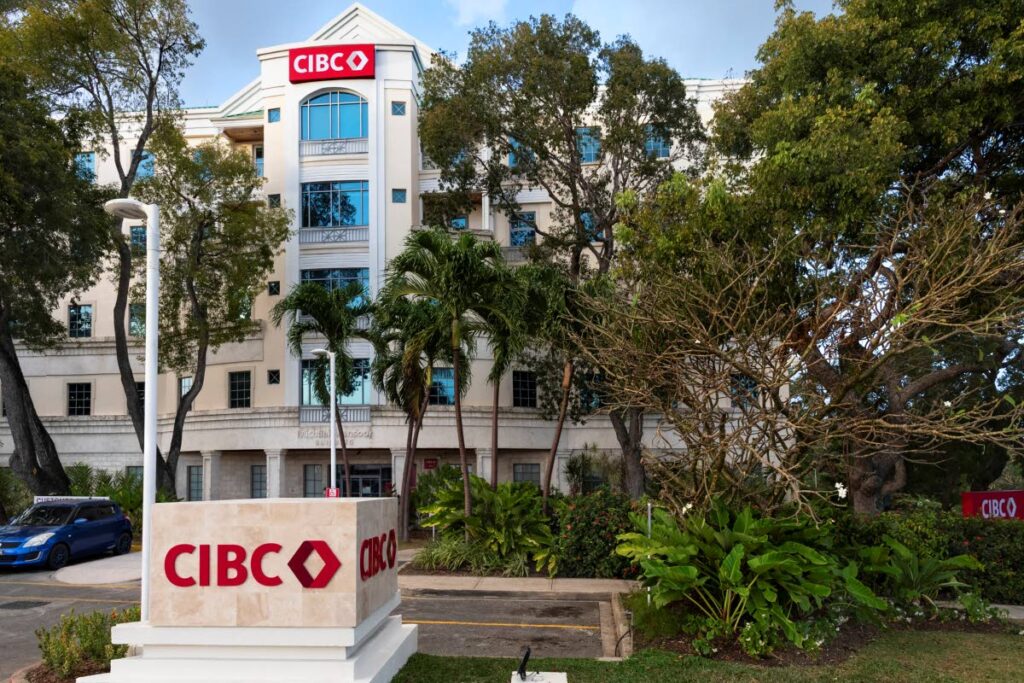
76, 506, 101, 522
11, 505, 74, 526
97, 505, 116, 519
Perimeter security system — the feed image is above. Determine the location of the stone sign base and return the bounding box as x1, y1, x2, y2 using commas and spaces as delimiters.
79, 595, 416, 683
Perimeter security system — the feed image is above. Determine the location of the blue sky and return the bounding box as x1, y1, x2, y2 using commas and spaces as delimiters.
181, 0, 835, 107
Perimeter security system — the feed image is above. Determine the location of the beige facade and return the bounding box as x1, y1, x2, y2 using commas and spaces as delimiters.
0, 4, 738, 500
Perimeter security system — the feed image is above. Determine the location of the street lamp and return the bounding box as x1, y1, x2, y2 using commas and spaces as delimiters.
104, 198, 159, 623
312, 348, 338, 497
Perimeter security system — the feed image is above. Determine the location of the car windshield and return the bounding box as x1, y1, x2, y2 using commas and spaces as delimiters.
10, 505, 74, 527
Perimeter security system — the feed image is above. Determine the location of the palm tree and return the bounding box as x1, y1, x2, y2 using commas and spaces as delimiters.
387, 229, 519, 517
271, 280, 371, 497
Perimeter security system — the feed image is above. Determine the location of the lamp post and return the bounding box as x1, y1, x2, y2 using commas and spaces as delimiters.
104, 198, 159, 623
312, 348, 338, 496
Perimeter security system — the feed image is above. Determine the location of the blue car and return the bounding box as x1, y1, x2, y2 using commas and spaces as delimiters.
0, 499, 133, 570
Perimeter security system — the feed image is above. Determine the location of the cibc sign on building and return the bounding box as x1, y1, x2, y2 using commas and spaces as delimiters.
289, 43, 375, 83
962, 490, 1024, 520
82, 499, 416, 683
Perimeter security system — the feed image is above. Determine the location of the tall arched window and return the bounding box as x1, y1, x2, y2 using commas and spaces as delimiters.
300, 91, 369, 140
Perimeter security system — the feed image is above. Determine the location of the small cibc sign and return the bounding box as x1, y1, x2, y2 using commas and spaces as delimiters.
961, 490, 1024, 520
289, 43, 375, 83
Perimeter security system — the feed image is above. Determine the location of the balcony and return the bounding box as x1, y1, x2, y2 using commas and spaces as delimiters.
297, 313, 370, 330
299, 405, 371, 424
502, 246, 530, 263
300, 138, 369, 157
299, 226, 369, 244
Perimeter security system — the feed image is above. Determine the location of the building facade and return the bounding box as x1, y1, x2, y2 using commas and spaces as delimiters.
0, 4, 739, 500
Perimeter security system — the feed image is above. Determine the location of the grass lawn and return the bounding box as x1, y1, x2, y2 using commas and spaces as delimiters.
393, 630, 1024, 682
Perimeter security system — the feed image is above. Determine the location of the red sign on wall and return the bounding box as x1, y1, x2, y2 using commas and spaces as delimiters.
423, 458, 438, 470
289, 44, 375, 83
962, 490, 1024, 520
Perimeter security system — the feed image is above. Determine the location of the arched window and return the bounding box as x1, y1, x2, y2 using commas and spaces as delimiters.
300, 91, 369, 140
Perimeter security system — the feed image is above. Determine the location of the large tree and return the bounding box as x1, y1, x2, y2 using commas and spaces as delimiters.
7, 0, 203, 469
0, 66, 112, 494
418, 14, 705, 498
134, 123, 290, 494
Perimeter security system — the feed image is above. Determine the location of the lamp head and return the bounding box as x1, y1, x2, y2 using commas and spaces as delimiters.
104, 198, 149, 221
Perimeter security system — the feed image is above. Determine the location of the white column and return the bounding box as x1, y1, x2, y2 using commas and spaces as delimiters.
201, 450, 221, 501
265, 449, 286, 498
481, 192, 491, 233
475, 448, 493, 484
554, 450, 572, 494
391, 449, 408, 496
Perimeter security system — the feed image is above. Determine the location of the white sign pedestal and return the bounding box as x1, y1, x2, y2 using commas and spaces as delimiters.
510, 674, 568, 683
79, 498, 416, 683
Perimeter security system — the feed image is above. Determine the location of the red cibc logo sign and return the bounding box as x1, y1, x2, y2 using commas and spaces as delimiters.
962, 490, 1024, 520
289, 44, 375, 83
361, 529, 397, 581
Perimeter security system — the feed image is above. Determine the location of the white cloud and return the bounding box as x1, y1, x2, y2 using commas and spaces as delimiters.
445, 0, 508, 27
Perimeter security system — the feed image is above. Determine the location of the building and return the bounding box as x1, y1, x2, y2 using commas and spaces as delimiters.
0, 3, 739, 501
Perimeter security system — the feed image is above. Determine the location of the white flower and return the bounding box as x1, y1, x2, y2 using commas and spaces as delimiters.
834, 482, 848, 500
681, 503, 694, 515
984, 192, 992, 200
999, 209, 1007, 216
943, 400, 952, 408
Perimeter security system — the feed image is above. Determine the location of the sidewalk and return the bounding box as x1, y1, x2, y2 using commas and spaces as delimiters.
398, 573, 637, 595
54, 552, 142, 585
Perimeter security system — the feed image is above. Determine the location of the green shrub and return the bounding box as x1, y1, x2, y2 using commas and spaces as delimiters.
0, 467, 32, 523
419, 475, 554, 574
617, 503, 885, 657
64, 463, 175, 531
552, 488, 634, 578
36, 606, 140, 678
410, 464, 462, 527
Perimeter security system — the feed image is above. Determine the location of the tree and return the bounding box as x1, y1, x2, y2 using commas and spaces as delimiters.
271, 281, 371, 498
369, 295, 455, 539
419, 14, 705, 498
387, 229, 519, 518
0, 65, 112, 494
133, 123, 290, 494
7, 0, 204, 468
706, 0, 1024, 513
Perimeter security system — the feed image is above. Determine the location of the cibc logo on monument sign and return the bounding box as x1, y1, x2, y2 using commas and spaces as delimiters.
961, 490, 1024, 520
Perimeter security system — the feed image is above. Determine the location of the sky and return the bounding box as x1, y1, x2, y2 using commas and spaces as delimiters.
180, 0, 835, 108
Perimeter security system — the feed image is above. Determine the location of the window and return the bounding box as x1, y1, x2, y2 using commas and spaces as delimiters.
729, 373, 759, 410
449, 215, 468, 230
135, 381, 145, 410
268, 280, 280, 295
645, 125, 672, 158
67, 383, 92, 416
229, 371, 252, 409
512, 371, 537, 408
267, 108, 281, 123
69, 304, 93, 338
130, 226, 146, 248
187, 465, 203, 501
304, 464, 323, 498
576, 127, 601, 164
508, 137, 532, 169
253, 145, 264, 177
300, 359, 323, 406
300, 358, 370, 405
267, 194, 281, 208
75, 152, 95, 180
581, 211, 602, 241
129, 303, 145, 336
391, 188, 407, 203
179, 376, 193, 401
428, 367, 455, 406
513, 463, 541, 487
136, 151, 155, 179
251, 464, 267, 499
126, 466, 143, 483
510, 212, 536, 247
391, 101, 407, 116
301, 181, 369, 227
267, 369, 280, 385
300, 268, 369, 302
300, 91, 368, 140
237, 295, 252, 321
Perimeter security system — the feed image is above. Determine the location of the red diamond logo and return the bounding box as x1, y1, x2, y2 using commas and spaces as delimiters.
287, 540, 341, 588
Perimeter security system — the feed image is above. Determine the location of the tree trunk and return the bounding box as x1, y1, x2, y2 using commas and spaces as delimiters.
489, 380, 499, 489
451, 342, 472, 519
0, 331, 70, 494
398, 418, 415, 541
541, 359, 573, 511
610, 406, 645, 499
849, 449, 907, 516
400, 395, 430, 542
163, 336, 211, 497
334, 404, 352, 497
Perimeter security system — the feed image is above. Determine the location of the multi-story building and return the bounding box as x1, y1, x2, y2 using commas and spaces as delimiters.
0, 4, 739, 501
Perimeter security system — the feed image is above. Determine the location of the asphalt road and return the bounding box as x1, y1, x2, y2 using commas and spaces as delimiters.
0, 571, 609, 679
0, 565, 140, 680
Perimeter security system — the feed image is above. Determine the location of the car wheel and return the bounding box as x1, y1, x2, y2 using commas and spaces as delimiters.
114, 532, 132, 555
47, 543, 70, 570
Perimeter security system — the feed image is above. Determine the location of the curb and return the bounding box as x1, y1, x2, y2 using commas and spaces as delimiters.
8, 661, 37, 683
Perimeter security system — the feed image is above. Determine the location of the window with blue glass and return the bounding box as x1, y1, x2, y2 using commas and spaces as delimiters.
508, 137, 533, 169
130, 226, 146, 248
581, 211, 602, 241
510, 211, 536, 247
391, 101, 406, 116
136, 151, 155, 179
301, 358, 370, 406
300, 268, 370, 302
75, 152, 95, 180
576, 127, 601, 164
301, 181, 369, 227
68, 304, 93, 338
129, 303, 145, 336
449, 216, 468, 230
645, 125, 672, 158
428, 368, 456, 406
253, 145, 264, 177
267, 108, 281, 123
391, 188, 407, 204
300, 91, 369, 140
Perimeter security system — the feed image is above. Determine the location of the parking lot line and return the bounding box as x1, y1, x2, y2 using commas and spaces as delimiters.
405, 618, 599, 631
0, 579, 139, 590
2, 593, 139, 606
